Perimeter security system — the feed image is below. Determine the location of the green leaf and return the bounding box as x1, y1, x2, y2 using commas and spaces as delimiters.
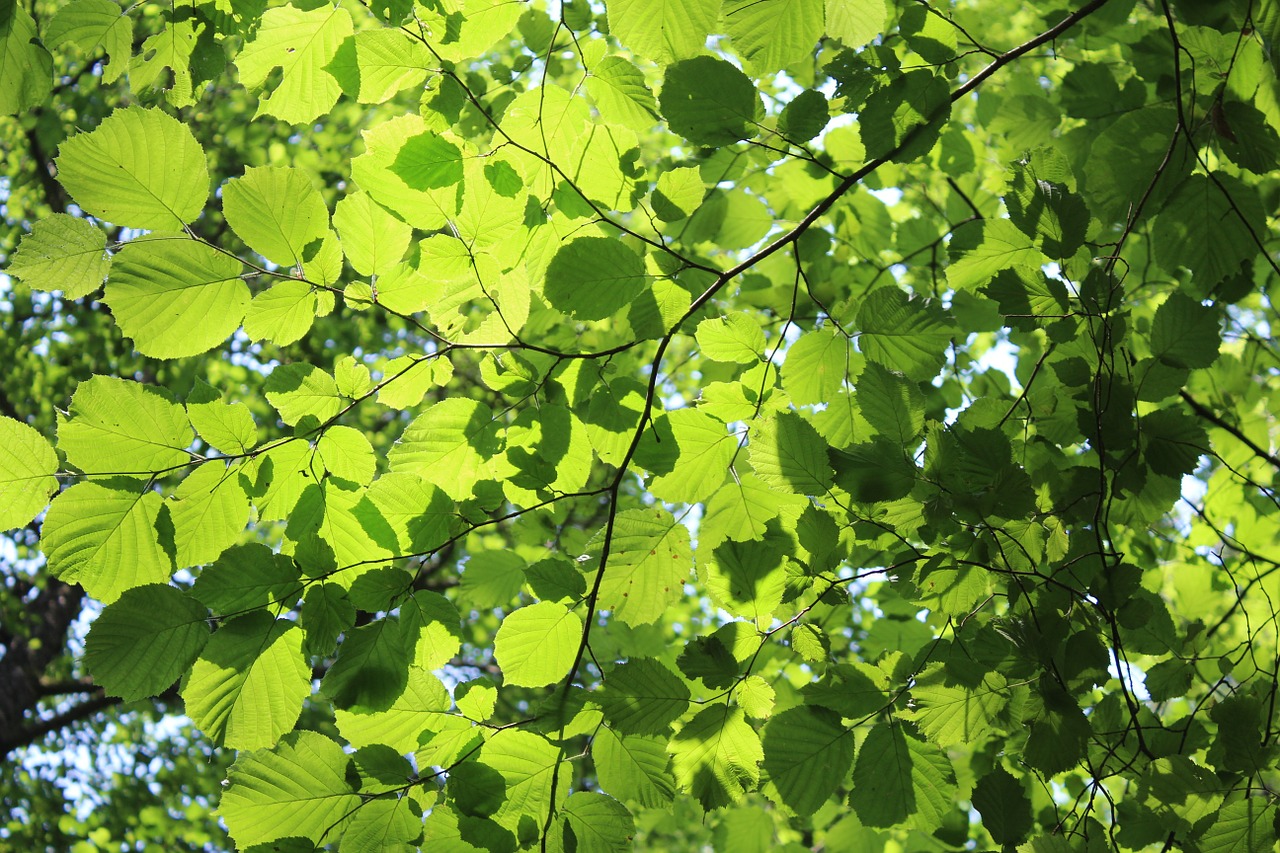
264, 363, 344, 427
1152, 174, 1265, 289
552, 792, 635, 853
859, 70, 950, 163
183, 611, 310, 750
335, 665, 453, 754
494, 601, 584, 688
586, 56, 659, 132
243, 280, 321, 346
606, 0, 719, 64
83, 584, 209, 702
544, 237, 646, 321
317, 425, 376, 485
1141, 407, 1208, 478
0, 4, 52, 115
187, 380, 258, 456
639, 409, 737, 504
947, 219, 1046, 292
849, 723, 956, 832
704, 539, 787, 627
593, 727, 676, 808
904, 666, 1008, 745
321, 617, 409, 711
391, 132, 465, 190
723, 0, 825, 76
344, 28, 432, 104
1149, 293, 1221, 369
856, 288, 954, 381
696, 312, 765, 364
480, 729, 563, 832
234, 3, 353, 124
105, 238, 249, 358
825, 0, 886, 49
0, 417, 59, 532
856, 363, 925, 444
55, 107, 208, 229
40, 479, 173, 603
388, 397, 502, 500
748, 412, 833, 496
128, 19, 199, 107
1193, 798, 1277, 853
591, 507, 693, 627
783, 328, 859, 407
168, 462, 250, 569
222, 166, 331, 268
220, 731, 359, 849
777, 89, 830, 143
652, 167, 705, 221
669, 705, 763, 810
598, 658, 691, 735
8, 214, 110, 298
660, 57, 762, 147
1005, 158, 1089, 258
762, 705, 854, 816
332, 191, 411, 277
971, 766, 1033, 846
191, 543, 301, 615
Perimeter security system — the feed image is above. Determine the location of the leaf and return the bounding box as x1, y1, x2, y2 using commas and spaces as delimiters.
168, 462, 251, 569
659, 57, 762, 147
783, 328, 859, 407
243, 280, 321, 346
856, 362, 925, 444
83, 584, 209, 702
723, 0, 825, 76
388, 397, 502, 500
317, 426, 376, 485
335, 666, 453, 754
669, 706, 763, 810
606, 0, 719, 64
344, 28, 432, 104
598, 658, 691, 735
183, 611, 311, 750
1152, 174, 1265, 289
480, 729, 563, 832
704, 539, 787, 627
825, 0, 886, 49
849, 723, 956, 833
591, 507, 693, 627
1149, 293, 1221, 369
0, 417, 59, 532
639, 409, 738, 504
264, 363, 344, 427
777, 89, 830, 143
1193, 798, 1277, 853
105, 238, 249, 358
856, 288, 954, 381
593, 727, 676, 808
971, 766, 1033, 846
332, 191, 412, 277
55, 107, 208, 229
223, 166, 331, 268
234, 3, 353, 124
187, 380, 258, 456
947, 219, 1046, 292
552, 792, 635, 853
391, 132, 465, 190
321, 617, 409, 711
748, 412, 833, 496
494, 601, 584, 688
220, 731, 359, 848
905, 666, 1008, 745
586, 56, 659, 132
696, 312, 765, 364
762, 705, 854, 816
40, 479, 173, 603
8, 214, 110, 298
191, 543, 301, 615
0, 4, 52, 116
544, 237, 646, 321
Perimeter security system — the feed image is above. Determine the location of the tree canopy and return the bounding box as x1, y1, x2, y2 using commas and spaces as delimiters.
2, 0, 1280, 849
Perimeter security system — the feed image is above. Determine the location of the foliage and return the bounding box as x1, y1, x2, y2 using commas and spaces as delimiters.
2, 0, 1280, 850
